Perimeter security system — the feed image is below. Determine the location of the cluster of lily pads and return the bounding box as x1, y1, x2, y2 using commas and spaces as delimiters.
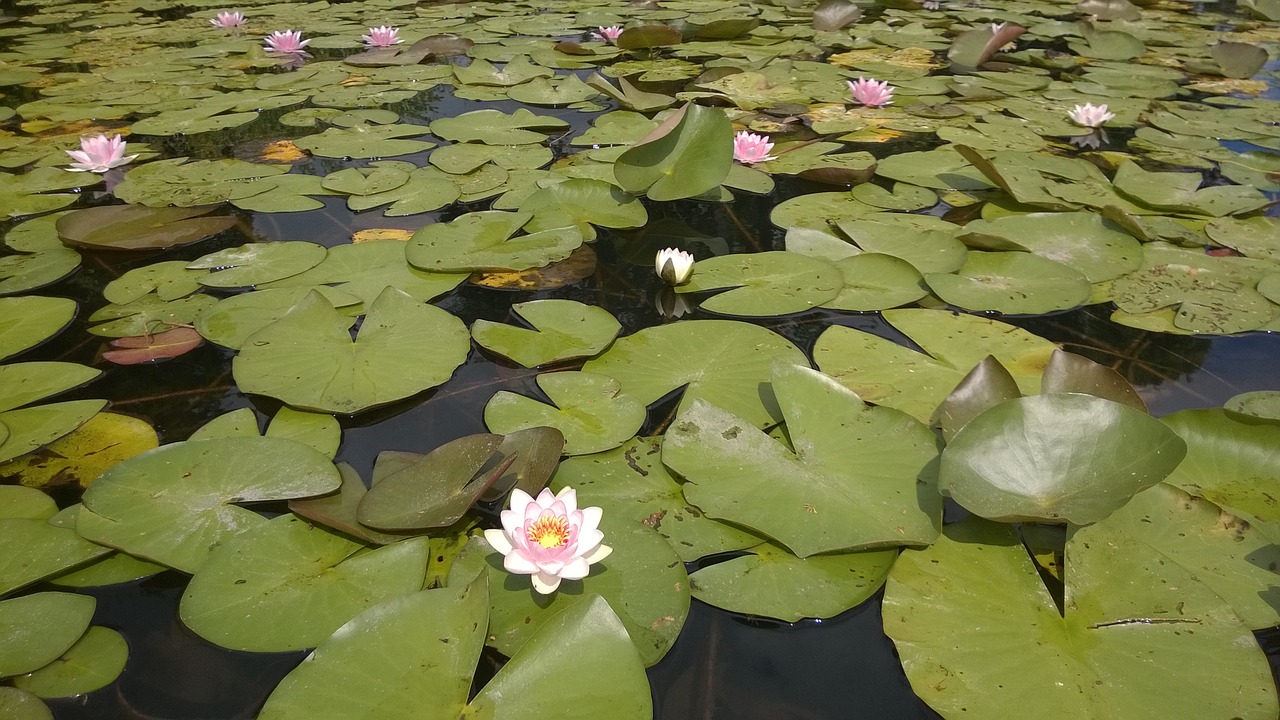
0, 0, 1279, 717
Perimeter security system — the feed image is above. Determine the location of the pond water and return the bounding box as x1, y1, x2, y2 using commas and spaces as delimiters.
2, 0, 1280, 718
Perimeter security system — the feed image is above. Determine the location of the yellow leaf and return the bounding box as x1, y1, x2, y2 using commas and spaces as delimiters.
0, 412, 158, 489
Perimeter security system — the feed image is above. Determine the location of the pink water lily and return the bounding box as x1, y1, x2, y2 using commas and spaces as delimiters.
1068, 102, 1115, 128
848, 76, 894, 107
483, 487, 612, 595
594, 25, 624, 43
264, 29, 310, 54
361, 25, 401, 47
733, 130, 776, 164
210, 11, 245, 29
65, 134, 137, 173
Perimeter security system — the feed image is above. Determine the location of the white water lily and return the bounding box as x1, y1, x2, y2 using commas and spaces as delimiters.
655, 247, 695, 285
1068, 102, 1115, 128
483, 487, 612, 595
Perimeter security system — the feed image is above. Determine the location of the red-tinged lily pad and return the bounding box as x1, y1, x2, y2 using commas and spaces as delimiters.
56, 205, 235, 251
101, 327, 202, 365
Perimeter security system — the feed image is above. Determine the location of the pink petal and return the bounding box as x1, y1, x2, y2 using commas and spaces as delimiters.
504, 551, 538, 575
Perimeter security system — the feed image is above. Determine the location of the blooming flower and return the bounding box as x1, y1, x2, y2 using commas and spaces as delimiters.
593, 25, 624, 43
361, 25, 401, 47
848, 77, 894, 107
1067, 102, 1115, 128
655, 247, 695, 286
210, 11, 245, 29
483, 487, 612, 595
65, 134, 137, 173
263, 29, 310, 54
733, 131, 776, 164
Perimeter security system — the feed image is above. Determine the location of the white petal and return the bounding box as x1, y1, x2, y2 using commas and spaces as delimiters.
576, 529, 604, 555
583, 543, 613, 564
482, 529, 513, 555
578, 506, 602, 534
499, 509, 522, 534
558, 557, 591, 580
531, 571, 562, 594
508, 488, 535, 517
504, 552, 538, 575
534, 487, 557, 507
555, 486, 578, 513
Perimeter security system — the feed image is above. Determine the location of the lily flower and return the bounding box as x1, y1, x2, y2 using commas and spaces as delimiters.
483, 487, 612, 595
733, 131, 776, 164
655, 247, 695, 286
361, 25, 402, 47
65, 134, 137, 173
848, 77, 894, 107
263, 29, 310, 54
1067, 102, 1115, 128
210, 11, 245, 29
593, 25, 624, 43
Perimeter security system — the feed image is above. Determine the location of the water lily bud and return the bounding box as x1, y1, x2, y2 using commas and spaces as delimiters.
655, 247, 694, 286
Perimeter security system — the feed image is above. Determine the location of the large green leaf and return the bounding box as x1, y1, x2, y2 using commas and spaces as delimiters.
189, 241, 327, 289
0, 687, 51, 720
179, 515, 430, 652
614, 103, 733, 201
939, 394, 1187, 524
0, 517, 111, 597
0, 592, 95, 678
10, 626, 127, 699
926, 251, 1091, 314
471, 299, 620, 368
56, 205, 235, 251
430, 108, 568, 145
518, 178, 648, 241
406, 211, 584, 272
958, 211, 1142, 283
233, 288, 469, 414
194, 286, 361, 351
813, 309, 1057, 422
582, 320, 807, 429
0, 401, 108, 465
0, 363, 100, 414
76, 436, 341, 573
484, 372, 645, 456
675, 251, 843, 316
664, 364, 940, 557
261, 240, 468, 306
356, 434, 504, 531
1161, 409, 1280, 541
0, 298, 76, 361
884, 518, 1278, 720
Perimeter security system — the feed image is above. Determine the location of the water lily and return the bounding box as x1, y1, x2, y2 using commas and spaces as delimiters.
65, 134, 137, 173
655, 247, 695, 286
361, 25, 401, 47
263, 29, 310, 54
733, 130, 775, 164
848, 77, 894, 107
594, 25, 624, 43
1068, 102, 1115, 128
483, 487, 612, 595
210, 11, 245, 29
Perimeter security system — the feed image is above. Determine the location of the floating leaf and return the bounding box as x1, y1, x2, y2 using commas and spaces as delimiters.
675, 251, 843, 316
485, 372, 645, 456
925, 251, 1091, 315
233, 288, 469, 415
194, 286, 361, 351
406, 211, 584, 272
471, 299, 621, 368
0, 687, 51, 720
430, 108, 568, 145
266, 407, 340, 459
190, 241, 327, 289
0, 401, 108, 466
11, 626, 127, 699
87, 294, 216, 338
957, 212, 1142, 283
56, 205, 235, 251
294, 123, 435, 159
0, 516, 111, 597
0, 298, 76, 362
103, 262, 205, 305
614, 103, 733, 201
0, 412, 157, 490
101, 327, 203, 365
357, 434, 504, 531
0, 592, 95, 678
262, 240, 468, 307
1224, 391, 1280, 424
77, 436, 341, 573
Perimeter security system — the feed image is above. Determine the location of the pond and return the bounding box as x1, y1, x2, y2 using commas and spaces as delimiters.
1, 0, 1279, 718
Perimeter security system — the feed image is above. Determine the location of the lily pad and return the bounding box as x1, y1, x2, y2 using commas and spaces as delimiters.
194, 286, 361, 351
189, 241, 327, 289
0, 412, 158, 490
406, 211, 584, 272
484, 372, 646, 456
823, 253, 928, 311
266, 407, 340, 460
614, 103, 733, 202
261, 239, 468, 306
471, 299, 621, 368
813, 309, 1058, 423
430, 108, 568, 145
665, 364, 940, 557
0, 298, 76, 361
11, 626, 127, 699
102, 262, 205, 305
518, 178, 648, 241
925, 251, 1091, 315
356, 434, 504, 531
675, 251, 843, 316
1224, 391, 1280, 424
179, 515, 430, 652
0, 516, 112, 597
0, 401, 108, 466
294, 123, 435, 159
76, 436, 341, 573
582, 320, 807, 429
957, 211, 1142, 283
56, 205, 235, 251
233, 288, 469, 415
0, 687, 51, 720
0, 592, 95, 678
939, 394, 1188, 524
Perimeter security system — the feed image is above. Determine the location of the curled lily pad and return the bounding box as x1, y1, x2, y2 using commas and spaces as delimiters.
76, 436, 341, 573
614, 103, 733, 202
939, 394, 1187, 524
233, 288, 469, 415
357, 434, 504, 531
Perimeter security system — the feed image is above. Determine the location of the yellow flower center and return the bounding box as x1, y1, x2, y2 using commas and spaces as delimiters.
526, 515, 571, 549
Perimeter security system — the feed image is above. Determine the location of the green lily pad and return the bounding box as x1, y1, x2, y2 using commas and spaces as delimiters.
582, 320, 807, 429
76, 436, 341, 573
0, 247, 81, 296
1161, 409, 1280, 542
406, 210, 584, 272
1113, 160, 1270, 217
675, 251, 843, 316
130, 107, 258, 135
926, 251, 1091, 314
56, 205, 235, 252
484, 372, 646, 456
356, 434, 504, 531
1205, 216, 1280, 263
102, 262, 205, 305
518, 178, 648, 241
346, 166, 461, 216
958, 211, 1142, 283
813, 309, 1057, 423
189, 241, 327, 289
550, 436, 758, 563
233, 288, 469, 414
0, 299, 76, 361
294, 123, 435, 159
450, 515, 689, 667
454, 56, 554, 87
261, 240, 468, 306
472, 299, 621, 368
0, 486, 56, 521
689, 542, 896, 621
87, 294, 217, 338
11, 626, 127, 699
0, 687, 51, 720
1224, 391, 1280, 424
823, 253, 928, 311
1112, 263, 1276, 335
288, 463, 406, 546
194, 286, 361, 351
614, 103, 733, 202
665, 364, 940, 557
0, 515, 112, 597
1212, 41, 1268, 79
430, 108, 568, 145
507, 75, 601, 106
320, 165, 410, 196
884, 517, 1277, 720
0, 592, 95, 678
834, 215, 968, 275
180, 515, 430, 652
265, 407, 340, 459
0, 401, 108, 465
113, 158, 288, 208
939, 394, 1187, 523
